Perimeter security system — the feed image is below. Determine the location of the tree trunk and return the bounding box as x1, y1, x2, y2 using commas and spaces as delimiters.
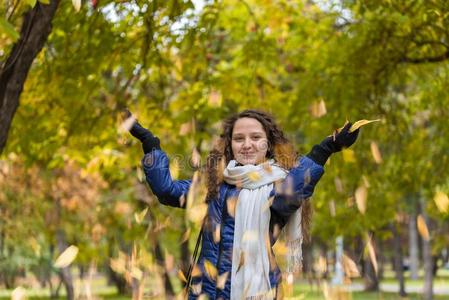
0, 0, 60, 153
409, 208, 419, 280
390, 222, 407, 297
420, 198, 433, 300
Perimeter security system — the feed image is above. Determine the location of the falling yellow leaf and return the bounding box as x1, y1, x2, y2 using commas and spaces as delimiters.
349, 119, 381, 133
216, 272, 229, 289
187, 203, 207, 223
315, 255, 327, 276
213, 225, 221, 243
179, 121, 192, 136
262, 163, 273, 174
192, 264, 202, 277
329, 200, 336, 217
365, 234, 378, 275
178, 270, 187, 283
248, 171, 262, 182
54, 245, 79, 268
355, 185, 367, 214
130, 267, 143, 280
334, 176, 344, 193
236, 252, 245, 273
417, 214, 430, 241
342, 254, 360, 277
134, 207, 148, 224
242, 230, 258, 242
227, 197, 237, 218
72, 0, 81, 11
434, 191, 449, 213
370, 141, 383, 164
181, 228, 191, 243
191, 283, 202, 295
310, 99, 327, 118
119, 115, 136, 133
342, 149, 356, 163
191, 147, 201, 168
208, 90, 222, 107
204, 260, 217, 280
164, 252, 174, 272
169, 159, 180, 180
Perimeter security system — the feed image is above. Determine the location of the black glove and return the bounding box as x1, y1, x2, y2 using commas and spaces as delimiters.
307, 122, 359, 166
125, 110, 161, 154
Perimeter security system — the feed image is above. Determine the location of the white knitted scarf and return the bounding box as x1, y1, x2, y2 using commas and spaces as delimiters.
223, 159, 303, 300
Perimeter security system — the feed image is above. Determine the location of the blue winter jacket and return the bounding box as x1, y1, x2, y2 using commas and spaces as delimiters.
142, 149, 324, 299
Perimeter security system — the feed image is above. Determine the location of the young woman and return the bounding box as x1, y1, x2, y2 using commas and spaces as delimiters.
128, 109, 359, 299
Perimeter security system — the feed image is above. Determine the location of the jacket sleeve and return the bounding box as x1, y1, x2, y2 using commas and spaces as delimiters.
141, 149, 192, 208
270, 155, 324, 230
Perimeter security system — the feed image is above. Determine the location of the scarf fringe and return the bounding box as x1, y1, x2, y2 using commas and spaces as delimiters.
286, 236, 303, 274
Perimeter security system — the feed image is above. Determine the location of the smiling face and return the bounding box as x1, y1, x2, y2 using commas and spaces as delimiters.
231, 117, 269, 165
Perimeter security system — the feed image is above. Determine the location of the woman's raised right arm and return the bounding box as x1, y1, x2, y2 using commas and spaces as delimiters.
126, 111, 191, 208
142, 150, 191, 208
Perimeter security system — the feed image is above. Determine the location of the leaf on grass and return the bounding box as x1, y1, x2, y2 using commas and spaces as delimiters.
355, 185, 367, 214
434, 191, 449, 213
204, 259, 217, 280
370, 141, 383, 164
349, 119, 381, 133
11, 286, 26, 300
72, 0, 81, 11
54, 245, 79, 268
216, 272, 229, 289
417, 214, 430, 241
134, 207, 148, 224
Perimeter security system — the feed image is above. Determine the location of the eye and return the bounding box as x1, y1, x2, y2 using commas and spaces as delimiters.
233, 137, 244, 142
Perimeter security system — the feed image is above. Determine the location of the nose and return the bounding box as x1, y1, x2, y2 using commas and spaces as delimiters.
242, 137, 252, 149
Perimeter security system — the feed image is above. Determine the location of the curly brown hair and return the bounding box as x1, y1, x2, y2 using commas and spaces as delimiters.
204, 109, 313, 242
